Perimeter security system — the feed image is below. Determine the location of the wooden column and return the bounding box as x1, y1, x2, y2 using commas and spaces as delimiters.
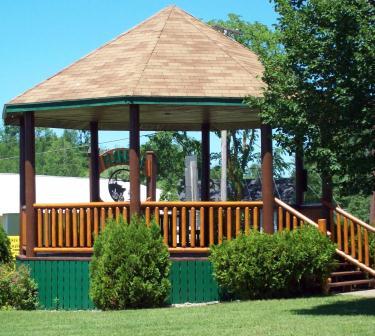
89, 121, 100, 202
295, 140, 304, 206
145, 151, 157, 201
24, 112, 36, 257
19, 116, 25, 255
201, 124, 210, 201
261, 124, 274, 233
129, 104, 140, 216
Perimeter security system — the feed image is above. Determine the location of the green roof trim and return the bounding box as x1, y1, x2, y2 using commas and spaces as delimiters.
3, 96, 247, 119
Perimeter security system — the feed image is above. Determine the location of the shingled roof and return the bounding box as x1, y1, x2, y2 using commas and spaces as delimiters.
4, 5, 265, 130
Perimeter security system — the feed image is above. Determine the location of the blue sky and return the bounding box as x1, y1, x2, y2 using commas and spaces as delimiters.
0, 0, 278, 154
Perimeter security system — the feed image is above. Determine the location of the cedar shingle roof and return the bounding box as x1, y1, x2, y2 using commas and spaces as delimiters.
9, 5, 264, 105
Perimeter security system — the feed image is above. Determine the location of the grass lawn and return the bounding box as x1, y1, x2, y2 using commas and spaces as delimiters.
0, 295, 374, 336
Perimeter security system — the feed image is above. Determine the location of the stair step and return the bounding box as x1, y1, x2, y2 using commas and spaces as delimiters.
331, 270, 364, 277
328, 279, 374, 288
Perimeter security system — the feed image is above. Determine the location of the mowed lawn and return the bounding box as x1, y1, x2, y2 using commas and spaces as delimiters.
0, 295, 374, 336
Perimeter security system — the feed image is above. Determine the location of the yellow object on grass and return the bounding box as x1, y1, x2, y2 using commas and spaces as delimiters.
8, 236, 19, 258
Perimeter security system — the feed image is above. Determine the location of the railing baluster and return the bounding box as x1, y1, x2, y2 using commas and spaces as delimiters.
58, 209, 63, 247
51, 209, 57, 248
357, 224, 363, 263
115, 207, 120, 223
108, 207, 113, 220
245, 206, 250, 235
44, 210, 50, 247
330, 208, 335, 242
344, 217, 349, 254
37, 209, 42, 247
145, 207, 151, 226
293, 215, 298, 230
278, 206, 283, 232
209, 207, 214, 245
181, 207, 187, 248
286, 211, 291, 231
172, 207, 177, 248
336, 213, 342, 249
163, 207, 168, 245
235, 207, 240, 237
253, 206, 258, 231
79, 208, 85, 247
101, 207, 106, 231
65, 209, 71, 247
154, 207, 160, 225
227, 207, 232, 240
122, 207, 128, 223
364, 229, 369, 266
350, 220, 356, 258
87, 208, 92, 248
72, 208, 78, 247
94, 208, 99, 238
218, 207, 223, 244
200, 207, 205, 247
190, 207, 196, 247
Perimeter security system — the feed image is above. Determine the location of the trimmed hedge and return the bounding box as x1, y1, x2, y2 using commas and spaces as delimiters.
210, 226, 337, 299
90, 216, 171, 310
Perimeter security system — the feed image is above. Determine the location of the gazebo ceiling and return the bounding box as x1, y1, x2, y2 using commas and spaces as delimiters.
3, 5, 265, 130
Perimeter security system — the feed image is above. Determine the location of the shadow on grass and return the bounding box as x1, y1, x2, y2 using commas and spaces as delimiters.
293, 298, 375, 316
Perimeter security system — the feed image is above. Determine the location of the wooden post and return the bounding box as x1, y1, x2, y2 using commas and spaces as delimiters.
129, 104, 140, 216
295, 140, 304, 207
261, 124, 274, 233
89, 121, 100, 202
201, 123, 210, 201
19, 116, 25, 255
24, 112, 36, 257
145, 151, 157, 201
318, 219, 327, 235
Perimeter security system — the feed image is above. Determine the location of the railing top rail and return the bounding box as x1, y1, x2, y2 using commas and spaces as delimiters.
322, 200, 375, 233
275, 197, 319, 229
33, 200, 263, 209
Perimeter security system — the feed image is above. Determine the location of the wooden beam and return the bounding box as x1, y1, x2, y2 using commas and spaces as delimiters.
129, 104, 140, 216
261, 124, 274, 233
201, 123, 210, 201
24, 112, 36, 257
89, 121, 100, 202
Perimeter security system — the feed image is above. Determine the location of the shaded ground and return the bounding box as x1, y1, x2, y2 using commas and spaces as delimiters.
0, 295, 374, 336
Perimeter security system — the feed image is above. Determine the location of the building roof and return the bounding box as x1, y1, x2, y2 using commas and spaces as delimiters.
4, 6, 264, 130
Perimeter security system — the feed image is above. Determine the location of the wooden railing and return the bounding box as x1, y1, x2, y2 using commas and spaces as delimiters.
33, 201, 263, 254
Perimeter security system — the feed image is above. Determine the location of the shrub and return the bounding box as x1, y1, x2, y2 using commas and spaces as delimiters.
0, 264, 38, 310
90, 216, 171, 310
209, 226, 336, 300
0, 226, 12, 264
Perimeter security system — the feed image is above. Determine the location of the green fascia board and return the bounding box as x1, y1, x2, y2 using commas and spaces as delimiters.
3, 96, 247, 119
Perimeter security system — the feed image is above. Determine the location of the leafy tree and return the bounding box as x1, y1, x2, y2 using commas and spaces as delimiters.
250, 0, 374, 197
141, 132, 200, 200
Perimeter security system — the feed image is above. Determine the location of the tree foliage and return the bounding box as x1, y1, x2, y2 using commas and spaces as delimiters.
249, 0, 374, 196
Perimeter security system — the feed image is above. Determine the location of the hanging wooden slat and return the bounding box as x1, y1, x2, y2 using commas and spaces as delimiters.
181, 207, 187, 248
200, 207, 205, 247
37, 209, 42, 247
244, 206, 250, 235
172, 207, 177, 248
51, 209, 57, 248
218, 207, 223, 244
58, 209, 63, 247
190, 207, 196, 247
72, 208, 78, 248
227, 207, 232, 240
65, 209, 71, 247
278, 206, 283, 232
87, 208, 92, 247
163, 207, 168, 245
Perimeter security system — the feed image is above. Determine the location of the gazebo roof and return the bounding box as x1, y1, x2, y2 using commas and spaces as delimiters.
3, 5, 264, 130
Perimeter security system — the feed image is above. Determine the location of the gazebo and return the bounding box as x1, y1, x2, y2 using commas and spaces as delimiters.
4, 5, 374, 309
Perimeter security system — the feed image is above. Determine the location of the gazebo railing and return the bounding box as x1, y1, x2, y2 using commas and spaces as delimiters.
32, 201, 263, 254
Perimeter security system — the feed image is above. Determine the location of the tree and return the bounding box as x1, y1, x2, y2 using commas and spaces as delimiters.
141, 132, 200, 200
251, 0, 374, 197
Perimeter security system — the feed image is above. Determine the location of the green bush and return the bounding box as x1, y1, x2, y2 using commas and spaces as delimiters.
209, 226, 336, 300
0, 264, 38, 310
90, 216, 171, 310
0, 226, 12, 264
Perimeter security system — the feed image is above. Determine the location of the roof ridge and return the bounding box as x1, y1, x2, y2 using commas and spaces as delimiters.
132, 6, 174, 95
173, 7, 263, 77
9, 6, 173, 103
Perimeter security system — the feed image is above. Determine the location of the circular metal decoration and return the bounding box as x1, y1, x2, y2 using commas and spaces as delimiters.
108, 168, 129, 202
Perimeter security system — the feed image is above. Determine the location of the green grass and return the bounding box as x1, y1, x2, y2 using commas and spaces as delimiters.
0, 295, 374, 336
